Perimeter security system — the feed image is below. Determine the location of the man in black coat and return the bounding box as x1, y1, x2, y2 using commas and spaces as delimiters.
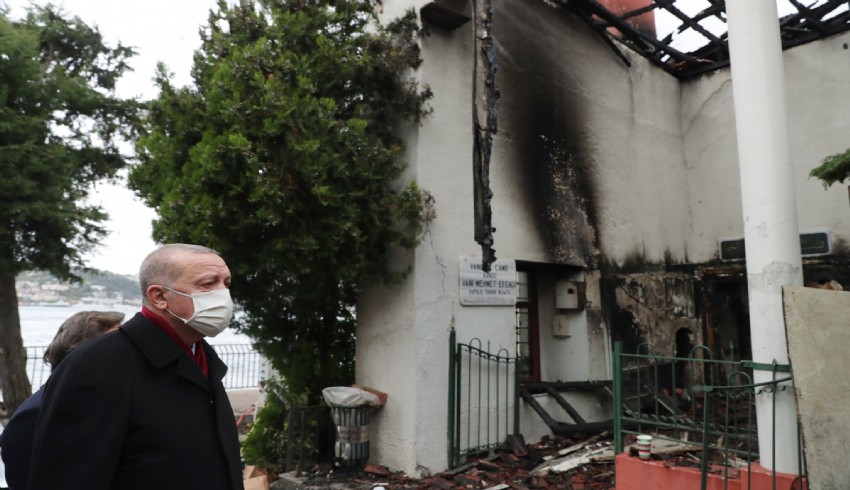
28, 244, 244, 490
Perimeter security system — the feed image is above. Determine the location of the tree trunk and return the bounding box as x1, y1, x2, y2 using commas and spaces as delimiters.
0, 269, 31, 415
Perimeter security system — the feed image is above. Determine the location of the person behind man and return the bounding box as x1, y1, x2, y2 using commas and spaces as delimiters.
28, 244, 243, 490
0, 310, 124, 490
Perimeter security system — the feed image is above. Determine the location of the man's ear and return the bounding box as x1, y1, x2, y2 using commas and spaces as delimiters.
147, 285, 168, 310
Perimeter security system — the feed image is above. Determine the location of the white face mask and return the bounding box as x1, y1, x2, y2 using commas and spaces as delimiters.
163, 286, 234, 337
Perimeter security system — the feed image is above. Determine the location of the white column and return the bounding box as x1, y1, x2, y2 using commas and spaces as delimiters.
726, 0, 803, 473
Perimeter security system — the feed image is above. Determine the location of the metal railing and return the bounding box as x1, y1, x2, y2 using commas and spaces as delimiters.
448, 329, 519, 468
25, 343, 267, 390
214, 343, 269, 389
283, 404, 335, 472
612, 341, 808, 489
25, 346, 49, 389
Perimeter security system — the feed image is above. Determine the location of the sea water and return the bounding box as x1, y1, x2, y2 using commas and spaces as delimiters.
8, 305, 261, 402
19, 304, 251, 346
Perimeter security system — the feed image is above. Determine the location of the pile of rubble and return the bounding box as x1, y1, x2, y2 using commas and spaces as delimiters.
274, 432, 618, 490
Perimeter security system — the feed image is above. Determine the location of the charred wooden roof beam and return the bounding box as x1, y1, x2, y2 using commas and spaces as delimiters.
548, 0, 850, 79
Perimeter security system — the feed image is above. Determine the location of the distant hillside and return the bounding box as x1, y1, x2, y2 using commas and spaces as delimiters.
16, 270, 142, 306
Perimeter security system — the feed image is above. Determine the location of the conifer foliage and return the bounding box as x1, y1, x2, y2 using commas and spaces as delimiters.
131, 0, 433, 401
0, 6, 138, 412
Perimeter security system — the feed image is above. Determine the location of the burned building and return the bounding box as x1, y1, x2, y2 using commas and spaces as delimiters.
355, 0, 850, 477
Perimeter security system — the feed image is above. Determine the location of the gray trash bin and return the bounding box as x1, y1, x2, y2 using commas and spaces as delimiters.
323, 386, 380, 470
330, 405, 370, 469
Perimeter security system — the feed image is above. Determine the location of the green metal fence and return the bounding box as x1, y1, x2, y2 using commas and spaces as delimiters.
448, 329, 519, 468
612, 341, 808, 489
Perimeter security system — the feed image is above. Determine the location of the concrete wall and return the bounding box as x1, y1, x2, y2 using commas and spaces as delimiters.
682, 33, 850, 260
358, 0, 850, 477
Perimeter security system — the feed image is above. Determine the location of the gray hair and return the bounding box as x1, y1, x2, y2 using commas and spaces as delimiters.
139, 244, 221, 301
44, 311, 125, 368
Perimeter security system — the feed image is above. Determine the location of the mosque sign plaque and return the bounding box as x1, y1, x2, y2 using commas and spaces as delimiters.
459, 256, 517, 306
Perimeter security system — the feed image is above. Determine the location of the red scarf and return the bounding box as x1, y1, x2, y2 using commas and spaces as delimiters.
141, 306, 209, 378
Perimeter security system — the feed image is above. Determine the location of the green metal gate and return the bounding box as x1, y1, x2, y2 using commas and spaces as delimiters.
447, 329, 520, 468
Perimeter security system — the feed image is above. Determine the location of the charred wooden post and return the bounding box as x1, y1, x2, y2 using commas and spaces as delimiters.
472, 0, 498, 272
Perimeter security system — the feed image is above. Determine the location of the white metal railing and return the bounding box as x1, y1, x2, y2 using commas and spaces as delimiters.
25, 343, 267, 390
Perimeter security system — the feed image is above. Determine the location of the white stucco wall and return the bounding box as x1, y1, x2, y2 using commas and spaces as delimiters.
492, 4, 688, 267
359, 0, 495, 477
578, 51, 689, 265
360, 0, 681, 476
782, 34, 850, 247
359, 0, 850, 478
683, 32, 850, 260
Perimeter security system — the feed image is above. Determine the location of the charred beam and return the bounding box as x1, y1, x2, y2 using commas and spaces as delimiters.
693, 0, 726, 24
656, 0, 725, 46
782, 22, 850, 50
807, 0, 850, 24
558, 0, 704, 67
590, 24, 633, 68
553, 0, 850, 79
472, 0, 497, 271
786, 0, 828, 34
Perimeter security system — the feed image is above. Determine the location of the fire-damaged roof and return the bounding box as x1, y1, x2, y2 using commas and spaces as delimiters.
551, 0, 850, 79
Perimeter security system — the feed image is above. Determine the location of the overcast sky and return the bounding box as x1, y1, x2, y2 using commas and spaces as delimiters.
6, 0, 218, 275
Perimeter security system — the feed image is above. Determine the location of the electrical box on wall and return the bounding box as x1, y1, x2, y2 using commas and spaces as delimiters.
552, 314, 571, 338
555, 281, 586, 310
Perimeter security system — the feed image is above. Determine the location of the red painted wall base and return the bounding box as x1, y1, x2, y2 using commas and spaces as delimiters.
615, 453, 807, 490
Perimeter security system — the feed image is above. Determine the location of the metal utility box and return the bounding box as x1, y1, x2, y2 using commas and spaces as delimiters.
552, 313, 572, 338
555, 281, 586, 310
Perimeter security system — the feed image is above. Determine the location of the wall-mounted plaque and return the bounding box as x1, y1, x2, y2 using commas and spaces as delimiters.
459, 256, 517, 306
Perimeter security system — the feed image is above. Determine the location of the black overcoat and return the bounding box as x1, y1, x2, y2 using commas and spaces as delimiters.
1, 385, 44, 490
28, 313, 244, 490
